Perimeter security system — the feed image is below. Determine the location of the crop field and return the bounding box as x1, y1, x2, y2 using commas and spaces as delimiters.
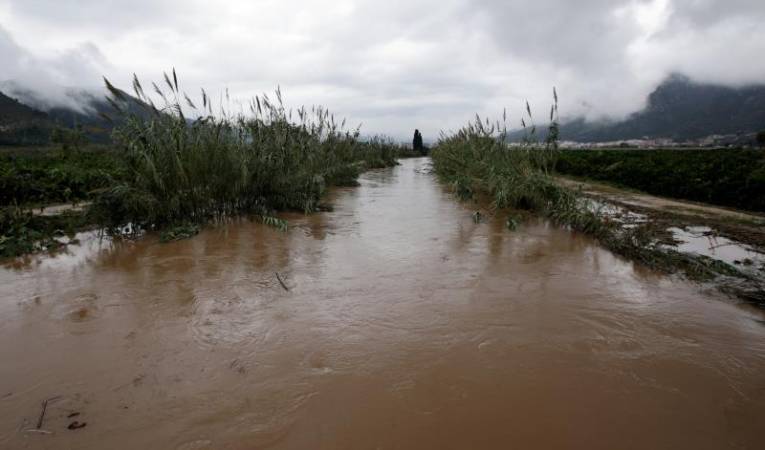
555, 148, 765, 212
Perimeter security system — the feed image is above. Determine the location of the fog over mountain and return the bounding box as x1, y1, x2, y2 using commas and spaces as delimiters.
506, 75, 765, 143
1, 0, 765, 139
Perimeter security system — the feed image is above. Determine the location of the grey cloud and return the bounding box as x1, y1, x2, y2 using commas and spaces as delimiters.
0, 24, 109, 111
0, 0, 764, 139
4, 0, 187, 33
473, 0, 640, 66
668, 0, 765, 26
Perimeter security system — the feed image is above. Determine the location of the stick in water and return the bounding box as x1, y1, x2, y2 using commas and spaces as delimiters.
275, 272, 290, 291
36, 396, 60, 430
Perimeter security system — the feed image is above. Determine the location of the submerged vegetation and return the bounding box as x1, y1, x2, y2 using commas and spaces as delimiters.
431, 96, 763, 303
159, 223, 201, 243
0, 146, 121, 257
0, 206, 86, 257
556, 148, 765, 212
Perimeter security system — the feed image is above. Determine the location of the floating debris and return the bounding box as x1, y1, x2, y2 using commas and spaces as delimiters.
275, 272, 290, 291
67, 421, 87, 430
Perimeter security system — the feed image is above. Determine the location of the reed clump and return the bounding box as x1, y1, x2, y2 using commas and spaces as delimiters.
431, 94, 601, 232
91, 71, 406, 232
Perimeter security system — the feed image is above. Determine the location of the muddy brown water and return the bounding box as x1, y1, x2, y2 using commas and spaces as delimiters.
2, 158, 765, 450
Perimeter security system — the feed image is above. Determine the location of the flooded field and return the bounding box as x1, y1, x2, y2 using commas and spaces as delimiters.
2, 158, 765, 449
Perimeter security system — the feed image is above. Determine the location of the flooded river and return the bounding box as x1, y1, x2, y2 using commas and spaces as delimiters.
2, 158, 765, 449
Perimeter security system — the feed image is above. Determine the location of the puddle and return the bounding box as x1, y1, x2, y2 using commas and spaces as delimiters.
668, 226, 765, 273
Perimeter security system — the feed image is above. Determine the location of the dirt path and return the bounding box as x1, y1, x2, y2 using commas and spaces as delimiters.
556, 176, 765, 226
30, 202, 91, 216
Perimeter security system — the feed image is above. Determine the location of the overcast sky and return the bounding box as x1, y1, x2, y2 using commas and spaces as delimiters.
1, 0, 764, 139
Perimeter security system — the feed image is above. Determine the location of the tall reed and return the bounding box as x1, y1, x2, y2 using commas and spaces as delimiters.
431, 91, 589, 225
92, 71, 406, 230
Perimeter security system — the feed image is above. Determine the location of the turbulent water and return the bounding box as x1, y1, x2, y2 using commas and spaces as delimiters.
2, 158, 765, 450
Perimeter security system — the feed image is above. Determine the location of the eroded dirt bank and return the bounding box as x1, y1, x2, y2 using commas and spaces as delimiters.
2, 158, 765, 450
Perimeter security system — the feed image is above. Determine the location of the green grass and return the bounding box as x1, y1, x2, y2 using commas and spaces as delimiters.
556, 148, 765, 212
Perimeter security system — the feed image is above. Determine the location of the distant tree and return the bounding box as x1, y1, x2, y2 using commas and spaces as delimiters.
51, 124, 86, 158
413, 129, 424, 154
757, 130, 765, 148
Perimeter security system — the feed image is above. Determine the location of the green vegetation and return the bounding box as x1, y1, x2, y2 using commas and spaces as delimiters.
757, 131, 765, 148
0, 92, 51, 146
159, 223, 200, 243
431, 105, 756, 291
433, 111, 604, 238
0, 146, 121, 258
50, 125, 87, 157
91, 72, 409, 233
0, 206, 86, 257
556, 148, 765, 212
0, 72, 414, 257
0, 146, 123, 207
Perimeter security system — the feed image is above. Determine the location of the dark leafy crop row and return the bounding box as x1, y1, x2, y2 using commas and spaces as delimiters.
555, 149, 765, 212
0, 146, 124, 207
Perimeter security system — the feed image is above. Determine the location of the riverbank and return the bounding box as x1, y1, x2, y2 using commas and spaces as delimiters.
1, 139, 415, 259
556, 175, 765, 247
555, 175, 765, 303
431, 125, 764, 306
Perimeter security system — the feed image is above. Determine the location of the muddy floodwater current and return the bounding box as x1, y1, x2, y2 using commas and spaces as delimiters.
2, 158, 765, 449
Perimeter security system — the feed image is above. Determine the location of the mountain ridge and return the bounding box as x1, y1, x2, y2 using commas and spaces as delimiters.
4, 74, 765, 147
512, 75, 765, 144
0, 86, 146, 146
